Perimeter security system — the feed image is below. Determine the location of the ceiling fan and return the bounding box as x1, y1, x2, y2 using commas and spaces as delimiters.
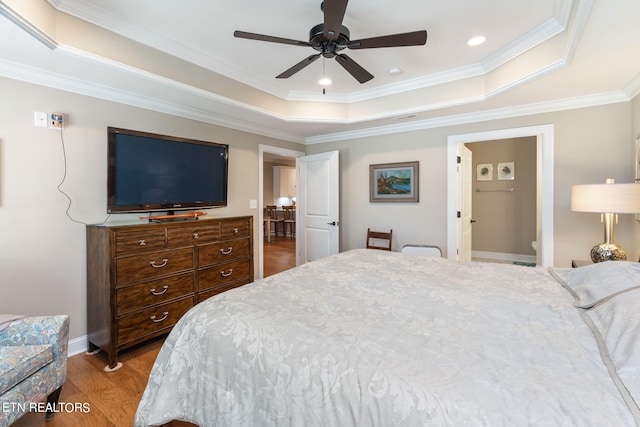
233, 0, 427, 84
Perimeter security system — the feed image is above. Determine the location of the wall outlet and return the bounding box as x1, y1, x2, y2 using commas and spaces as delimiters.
49, 113, 64, 130
34, 111, 47, 128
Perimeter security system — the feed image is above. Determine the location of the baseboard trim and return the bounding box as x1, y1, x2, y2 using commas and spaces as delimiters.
67, 335, 88, 357
472, 251, 536, 264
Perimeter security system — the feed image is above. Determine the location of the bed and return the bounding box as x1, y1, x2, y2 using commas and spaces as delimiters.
134, 249, 640, 426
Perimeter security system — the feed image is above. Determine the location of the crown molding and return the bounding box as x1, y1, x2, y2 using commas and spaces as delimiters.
284, 0, 590, 104
0, 54, 305, 143
0, 1, 57, 49
48, 0, 584, 104
304, 91, 630, 144
0, 44, 631, 147
623, 73, 640, 99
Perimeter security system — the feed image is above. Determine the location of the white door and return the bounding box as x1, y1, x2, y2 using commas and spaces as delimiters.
297, 151, 340, 264
460, 146, 473, 261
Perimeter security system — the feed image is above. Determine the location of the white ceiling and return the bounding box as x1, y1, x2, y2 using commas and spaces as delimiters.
1, 0, 639, 143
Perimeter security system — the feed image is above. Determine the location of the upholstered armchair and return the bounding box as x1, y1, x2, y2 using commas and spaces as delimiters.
0, 315, 70, 427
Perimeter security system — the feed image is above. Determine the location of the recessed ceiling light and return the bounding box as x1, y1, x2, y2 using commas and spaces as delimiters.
388, 67, 404, 76
467, 36, 486, 46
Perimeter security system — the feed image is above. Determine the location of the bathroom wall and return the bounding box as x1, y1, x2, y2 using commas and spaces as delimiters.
466, 137, 537, 260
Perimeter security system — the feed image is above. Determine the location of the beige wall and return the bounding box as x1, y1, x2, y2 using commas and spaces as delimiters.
306, 101, 636, 265
1, 74, 638, 344
466, 137, 537, 256
0, 77, 303, 341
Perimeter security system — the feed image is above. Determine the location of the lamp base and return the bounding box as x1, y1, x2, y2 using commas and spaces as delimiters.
590, 243, 627, 263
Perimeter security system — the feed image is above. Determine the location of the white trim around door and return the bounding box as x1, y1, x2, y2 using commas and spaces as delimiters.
447, 125, 555, 267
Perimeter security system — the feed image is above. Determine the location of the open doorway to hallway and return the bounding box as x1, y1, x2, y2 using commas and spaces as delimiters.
262, 151, 299, 277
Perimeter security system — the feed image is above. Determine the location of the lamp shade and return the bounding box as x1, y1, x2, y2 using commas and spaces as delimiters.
571, 182, 640, 213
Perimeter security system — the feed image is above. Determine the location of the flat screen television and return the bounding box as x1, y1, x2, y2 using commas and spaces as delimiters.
107, 127, 229, 214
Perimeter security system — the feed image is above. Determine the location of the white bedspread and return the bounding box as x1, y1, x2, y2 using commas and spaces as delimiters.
135, 249, 638, 426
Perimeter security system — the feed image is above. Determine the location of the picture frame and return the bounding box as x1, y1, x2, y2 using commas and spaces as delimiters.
476, 163, 493, 181
369, 161, 419, 202
498, 162, 515, 180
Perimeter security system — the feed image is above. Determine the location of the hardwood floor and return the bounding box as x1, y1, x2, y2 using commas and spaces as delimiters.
12, 336, 194, 427
12, 237, 295, 427
263, 234, 296, 277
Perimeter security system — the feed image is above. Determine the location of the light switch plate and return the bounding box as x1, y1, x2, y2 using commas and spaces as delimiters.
34, 111, 47, 128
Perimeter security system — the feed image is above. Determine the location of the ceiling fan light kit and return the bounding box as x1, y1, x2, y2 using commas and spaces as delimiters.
233, 0, 427, 84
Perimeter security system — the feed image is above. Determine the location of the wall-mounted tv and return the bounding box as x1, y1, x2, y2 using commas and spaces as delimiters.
107, 127, 229, 214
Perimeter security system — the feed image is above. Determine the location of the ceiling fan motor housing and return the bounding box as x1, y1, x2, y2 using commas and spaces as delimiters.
310, 23, 350, 57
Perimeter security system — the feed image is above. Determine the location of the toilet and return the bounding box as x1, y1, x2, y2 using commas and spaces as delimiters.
531, 241, 537, 253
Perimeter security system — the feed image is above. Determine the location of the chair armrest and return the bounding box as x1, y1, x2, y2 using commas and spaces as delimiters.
0, 316, 70, 359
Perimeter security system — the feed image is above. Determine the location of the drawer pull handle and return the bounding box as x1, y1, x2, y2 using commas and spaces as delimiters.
150, 285, 169, 296
150, 312, 169, 323
193, 233, 199, 239
219, 247, 233, 255
220, 269, 233, 277
234, 228, 239, 234
139, 240, 146, 246
150, 259, 169, 268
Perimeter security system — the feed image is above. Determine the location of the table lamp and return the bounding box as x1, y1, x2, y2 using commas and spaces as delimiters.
571, 178, 640, 262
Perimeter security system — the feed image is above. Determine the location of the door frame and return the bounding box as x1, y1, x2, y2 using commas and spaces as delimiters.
447, 124, 555, 267
258, 144, 305, 279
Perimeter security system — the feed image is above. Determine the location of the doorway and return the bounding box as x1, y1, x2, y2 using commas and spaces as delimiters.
464, 137, 537, 265
447, 125, 555, 267
258, 145, 304, 278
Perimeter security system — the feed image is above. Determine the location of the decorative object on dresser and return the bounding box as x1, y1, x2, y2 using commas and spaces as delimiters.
86, 216, 253, 372
571, 179, 640, 262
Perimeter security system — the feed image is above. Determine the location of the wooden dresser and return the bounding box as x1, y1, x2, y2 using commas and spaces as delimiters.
86, 216, 253, 371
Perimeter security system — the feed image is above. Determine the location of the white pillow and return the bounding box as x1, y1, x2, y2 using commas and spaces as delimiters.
554, 261, 640, 309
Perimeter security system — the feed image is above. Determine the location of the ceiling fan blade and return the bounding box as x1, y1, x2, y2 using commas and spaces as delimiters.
348, 30, 427, 49
234, 30, 312, 47
276, 54, 322, 79
335, 53, 373, 83
323, 0, 348, 41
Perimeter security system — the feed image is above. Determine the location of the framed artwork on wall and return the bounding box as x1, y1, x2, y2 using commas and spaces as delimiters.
498, 162, 515, 180
476, 163, 493, 181
369, 161, 419, 202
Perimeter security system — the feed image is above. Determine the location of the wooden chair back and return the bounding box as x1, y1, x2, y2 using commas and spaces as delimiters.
366, 228, 393, 251
282, 205, 295, 220
265, 205, 279, 219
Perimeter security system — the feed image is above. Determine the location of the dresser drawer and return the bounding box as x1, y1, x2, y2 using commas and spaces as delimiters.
115, 229, 166, 254
198, 259, 251, 290
221, 219, 250, 239
116, 247, 193, 285
198, 238, 250, 267
117, 297, 193, 345
167, 223, 221, 247
116, 272, 194, 315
